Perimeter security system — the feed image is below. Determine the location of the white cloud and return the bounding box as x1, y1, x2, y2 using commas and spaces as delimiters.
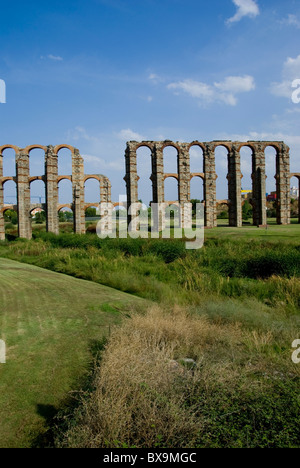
280, 14, 300, 29
117, 129, 145, 141
48, 54, 63, 61
148, 73, 164, 84
82, 154, 124, 171
270, 55, 300, 99
227, 0, 260, 24
41, 54, 64, 61
167, 75, 255, 106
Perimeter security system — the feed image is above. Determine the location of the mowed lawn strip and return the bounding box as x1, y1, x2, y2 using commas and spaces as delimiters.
0, 258, 146, 448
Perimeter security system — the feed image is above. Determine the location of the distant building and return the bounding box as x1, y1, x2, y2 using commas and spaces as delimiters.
241, 190, 252, 201
31, 208, 44, 218
267, 192, 277, 202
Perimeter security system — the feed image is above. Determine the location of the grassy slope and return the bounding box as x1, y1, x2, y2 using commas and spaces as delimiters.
0, 258, 146, 448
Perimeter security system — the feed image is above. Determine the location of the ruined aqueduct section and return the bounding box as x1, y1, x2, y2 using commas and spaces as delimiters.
0, 140, 299, 240
125, 140, 296, 228
0, 144, 111, 240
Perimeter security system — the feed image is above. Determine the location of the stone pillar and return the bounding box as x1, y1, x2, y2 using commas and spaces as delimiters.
203, 143, 217, 227
252, 144, 267, 226
152, 143, 164, 205
72, 148, 85, 234
228, 145, 242, 227
45, 145, 59, 235
297, 176, 300, 224
0, 152, 4, 240
16, 150, 32, 239
124, 143, 138, 231
178, 143, 192, 228
276, 143, 290, 225
151, 144, 165, 231
101, 177, 111, 204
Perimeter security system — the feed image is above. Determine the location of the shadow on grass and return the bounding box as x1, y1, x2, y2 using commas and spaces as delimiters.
31, 338, 108, 448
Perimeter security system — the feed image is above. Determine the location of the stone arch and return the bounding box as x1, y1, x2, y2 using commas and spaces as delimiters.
30, 179, 46, 205
84, 177, 101, 204
163, 144, 179, 174
58, 178, 73, 205
3, 179, 17, 205
136, 145, 153, 206
0, 147, 18, 177
27, 146, 47, 177
190, 174, 204, 202
164, 176, 179, 202
56, 146, 74, 176
214, 144, 230, 201
189, 143, 204, 174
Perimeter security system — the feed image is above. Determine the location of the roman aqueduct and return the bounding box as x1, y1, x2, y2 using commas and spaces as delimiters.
0, 140, 299, 240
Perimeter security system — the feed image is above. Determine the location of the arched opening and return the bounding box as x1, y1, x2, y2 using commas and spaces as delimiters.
58, 179, 73, 205
163, 145, 178, 174
30, 207, 46, 230
164, 176, 179, 203
190, 176, 204, 203
164, 203, 181, 230
2, 148, 16, 177
215, 145, 229, 200
240, 146, 254, 224
30, 180, 46, 233
265, 146, 278, 223
85, 205, 100, 234
58, 207, 74, 233
290, 176, 299, 223
3, 207, 18, 236
189, 145, 204, 174
85, 178, 101, 204
136, 146, 152, 207
3, 180, 17, 205
113, 204, 127, 236
30, 180, 45, 205
58, 148, 72, 176
29, 148, 45, 177
217, 202, 229, 226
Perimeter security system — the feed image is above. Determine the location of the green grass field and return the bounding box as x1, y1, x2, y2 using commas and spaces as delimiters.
0, 223, 299, 447
0, 258, 146, 448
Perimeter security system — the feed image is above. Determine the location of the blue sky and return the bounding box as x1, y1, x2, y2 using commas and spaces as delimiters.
1, 0, 300, 204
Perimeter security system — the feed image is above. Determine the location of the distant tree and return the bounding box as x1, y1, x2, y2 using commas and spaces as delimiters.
218, 211, 229, 220
4, 210, 18, 225
58, 211, 66, 222
65, 211, 73, 221
190, 199, 201, 217
34, 211, 46, 224
242, 200, 253, 221
85, 207, 97, 218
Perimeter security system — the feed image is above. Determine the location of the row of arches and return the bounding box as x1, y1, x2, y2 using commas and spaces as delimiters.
133, 143, 286, 205
0, 144, 112, 239
2, 178, 103, 205
0, 145, 77, 178
125, 140, 292, 228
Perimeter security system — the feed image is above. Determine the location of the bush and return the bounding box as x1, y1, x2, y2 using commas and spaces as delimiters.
55, 307, 300, 448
